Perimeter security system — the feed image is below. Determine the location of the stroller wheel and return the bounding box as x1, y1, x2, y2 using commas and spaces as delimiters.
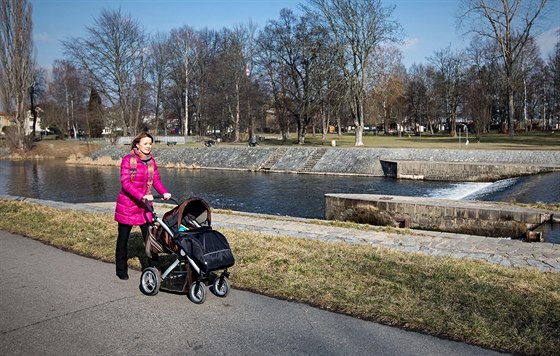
139, 267, 161, 296
188, 281, 207, 304
211, 276, 230, 298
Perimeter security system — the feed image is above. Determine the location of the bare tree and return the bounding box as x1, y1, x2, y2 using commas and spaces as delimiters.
258, 9, 330, 144
258, 25, 294, 141
545, 38, 560, 129
167, 26, 198, 137
29, 67, 47, 140
460, 0, 548, 136
0, 0, 34, 149
219, 27, 246, 142
62, 9, 147, 135
428, 46, 466, 137
305, 0, 402, 146
464, 39, 494, 140
46, 60, 87, 139
147, 32, 171, 136
190, 28, 219, 136
369, 46, 406, 135
238, 21, 259, 140
405, 64, 431, 133
515, 36, 542, 131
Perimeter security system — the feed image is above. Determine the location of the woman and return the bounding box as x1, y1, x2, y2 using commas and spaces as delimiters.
114, 132, 171, 280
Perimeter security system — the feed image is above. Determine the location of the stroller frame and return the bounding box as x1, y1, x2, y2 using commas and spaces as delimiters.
139, 196, 233, 304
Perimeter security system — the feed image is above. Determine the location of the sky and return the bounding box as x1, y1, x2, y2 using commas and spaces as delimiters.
31, 0, 560, 71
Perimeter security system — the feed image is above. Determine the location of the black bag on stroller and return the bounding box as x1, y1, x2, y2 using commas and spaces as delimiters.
174, 226, 235, 273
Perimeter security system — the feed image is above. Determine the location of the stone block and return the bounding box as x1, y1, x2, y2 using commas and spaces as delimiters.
456, 207, 469, 219
400, 203, 416, 215
377, 201, 388, 211
500, 210, 515, 221
386, 201, 398, 212
477, 209, 500, 221
442, 205, 455, 218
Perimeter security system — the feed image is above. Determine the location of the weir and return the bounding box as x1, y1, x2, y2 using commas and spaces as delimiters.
324, 194, 557, 239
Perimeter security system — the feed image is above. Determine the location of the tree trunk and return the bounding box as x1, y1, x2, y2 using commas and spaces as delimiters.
297, 117, 305, 144
30, 89, 37, 140
336, 116, 342, 136
321, 106, 328, 141
508, 82, 515, 137
235, 82, 240, 142
354, 97, 364, 146
355, 125, 364, 145
184, 50, 189, 138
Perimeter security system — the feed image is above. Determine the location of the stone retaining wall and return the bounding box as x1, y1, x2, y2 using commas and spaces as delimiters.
324, 193, 555, 238
89, 146, 560, 180
380, 160, 553, 181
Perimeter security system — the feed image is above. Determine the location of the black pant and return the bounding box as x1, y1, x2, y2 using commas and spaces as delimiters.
115, 223, 148, 277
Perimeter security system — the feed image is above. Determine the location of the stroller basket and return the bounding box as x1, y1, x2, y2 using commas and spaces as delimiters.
174, 226, 235, 273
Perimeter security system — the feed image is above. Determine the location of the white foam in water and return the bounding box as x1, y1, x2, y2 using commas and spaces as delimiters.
426, 182, 494, 200
463, 177, 520, 201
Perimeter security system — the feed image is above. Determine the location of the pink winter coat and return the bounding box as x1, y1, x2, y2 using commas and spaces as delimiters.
114, 152, 169, 225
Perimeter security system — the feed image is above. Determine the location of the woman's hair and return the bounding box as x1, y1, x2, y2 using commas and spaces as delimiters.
131, 132, 154, 150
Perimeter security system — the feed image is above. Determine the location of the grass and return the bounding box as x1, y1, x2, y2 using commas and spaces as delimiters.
195, 132, 560, 150
4, 132, 558, 155
1, 199, 559, 355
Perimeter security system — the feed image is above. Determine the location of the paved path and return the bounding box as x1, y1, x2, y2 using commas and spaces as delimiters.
0, 230, 503, 356
210, 211, 560, 272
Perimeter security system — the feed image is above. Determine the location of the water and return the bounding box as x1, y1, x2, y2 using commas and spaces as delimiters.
1, 160, 558, 242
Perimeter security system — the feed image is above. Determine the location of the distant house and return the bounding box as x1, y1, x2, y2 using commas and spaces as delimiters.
0, 112, 11, 136
25, 107, 44, 135
0, 109, 44, 136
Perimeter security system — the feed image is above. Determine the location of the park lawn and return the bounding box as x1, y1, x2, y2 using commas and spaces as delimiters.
255, 132, 560, 150
166, 131, 560, 150
0, 198, 558, 355
4, 131, 558, 154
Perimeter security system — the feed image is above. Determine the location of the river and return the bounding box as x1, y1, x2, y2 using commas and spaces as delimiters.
1, 159, 558, 242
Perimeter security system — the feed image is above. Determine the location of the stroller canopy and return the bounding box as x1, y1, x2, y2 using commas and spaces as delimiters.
163, 197, 212, 233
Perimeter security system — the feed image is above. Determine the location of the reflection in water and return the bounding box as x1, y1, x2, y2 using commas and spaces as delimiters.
1, 160, 121, 203
1, 160, 558, 242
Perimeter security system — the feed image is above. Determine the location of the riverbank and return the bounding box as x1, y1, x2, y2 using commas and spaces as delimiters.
0, 140, 99, 160
67, 144, 560, 181
3, 137, 560, 170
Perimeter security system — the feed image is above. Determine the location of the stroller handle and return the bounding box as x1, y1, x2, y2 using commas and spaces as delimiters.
143, 195, 179, 215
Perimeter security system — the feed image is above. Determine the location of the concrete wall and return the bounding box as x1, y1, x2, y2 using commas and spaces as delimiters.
324, 193, 555, 238
90, 146, 560, 180
380, 160, 552, 181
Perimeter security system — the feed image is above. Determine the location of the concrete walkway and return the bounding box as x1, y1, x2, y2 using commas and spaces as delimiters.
0, 229, 504, 356
3, 195, 559, 272
211, 211, 560, 272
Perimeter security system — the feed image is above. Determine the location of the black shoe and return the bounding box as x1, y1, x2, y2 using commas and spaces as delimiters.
117, 274, 129, 280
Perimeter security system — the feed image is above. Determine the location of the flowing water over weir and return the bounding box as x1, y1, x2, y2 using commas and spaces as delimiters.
1, 159, 558, 242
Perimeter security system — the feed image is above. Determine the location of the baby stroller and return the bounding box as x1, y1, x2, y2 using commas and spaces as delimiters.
139, 196, 235, 304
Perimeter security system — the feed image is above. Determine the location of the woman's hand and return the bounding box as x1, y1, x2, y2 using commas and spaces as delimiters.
143, 194, 154, 202
163, 193, 171, 200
